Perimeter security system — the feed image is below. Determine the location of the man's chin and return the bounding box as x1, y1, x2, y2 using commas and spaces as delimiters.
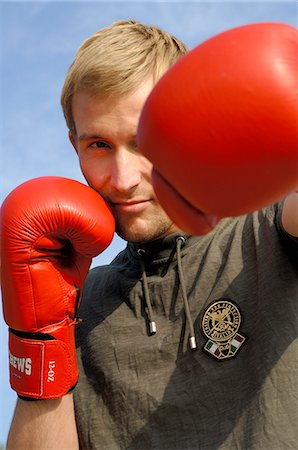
115, 227, 156, 244
115, 218, 176, 244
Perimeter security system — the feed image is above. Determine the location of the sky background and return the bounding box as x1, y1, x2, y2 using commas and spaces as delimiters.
0, 0, 297, 445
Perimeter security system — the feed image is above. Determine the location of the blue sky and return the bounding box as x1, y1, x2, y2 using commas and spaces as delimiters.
1, 0, 297, 445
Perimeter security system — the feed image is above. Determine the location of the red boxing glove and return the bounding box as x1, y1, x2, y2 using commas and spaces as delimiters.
137, 23, 298, 235
1, 176, 115, 399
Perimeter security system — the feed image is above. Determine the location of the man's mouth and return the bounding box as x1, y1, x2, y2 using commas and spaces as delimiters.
111, 199, 151, 214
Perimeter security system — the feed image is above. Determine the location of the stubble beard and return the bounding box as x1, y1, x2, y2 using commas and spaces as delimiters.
114, 209, 176, 244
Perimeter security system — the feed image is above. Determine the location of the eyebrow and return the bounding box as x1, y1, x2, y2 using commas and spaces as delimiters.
78, 133, 138, 147
78, 134, 105, 142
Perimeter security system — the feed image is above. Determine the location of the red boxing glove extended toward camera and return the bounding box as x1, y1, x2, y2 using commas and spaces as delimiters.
137, 22, 298, 235
1, 176, 115, 399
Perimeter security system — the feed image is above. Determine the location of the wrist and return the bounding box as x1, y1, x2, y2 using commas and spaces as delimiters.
9, 318, 78, 399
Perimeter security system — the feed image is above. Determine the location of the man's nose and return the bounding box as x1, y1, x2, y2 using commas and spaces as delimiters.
110, 149, 141, 193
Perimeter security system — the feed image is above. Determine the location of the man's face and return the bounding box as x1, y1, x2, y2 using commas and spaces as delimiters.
70, 78, 179, 243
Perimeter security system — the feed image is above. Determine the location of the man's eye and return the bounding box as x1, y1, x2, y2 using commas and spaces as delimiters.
89, 141, 110, 149
130, 140, 139, 152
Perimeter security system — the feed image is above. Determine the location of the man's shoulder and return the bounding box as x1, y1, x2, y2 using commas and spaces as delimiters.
212, 202, 281, 241
87, 247, 129, 282
79, 245, 136, 314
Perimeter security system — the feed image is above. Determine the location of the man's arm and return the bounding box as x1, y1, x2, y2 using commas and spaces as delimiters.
281, 191, 298, 237
1, 178, 115, 448
7, 393, 79, 450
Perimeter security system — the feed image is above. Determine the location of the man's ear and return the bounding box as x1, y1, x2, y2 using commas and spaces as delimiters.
69, 131, 78, 154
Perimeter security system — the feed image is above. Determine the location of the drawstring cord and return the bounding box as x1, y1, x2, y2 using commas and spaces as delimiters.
176, 237, 197, 350
137, 237, 197, 350
137, 249, 157, 335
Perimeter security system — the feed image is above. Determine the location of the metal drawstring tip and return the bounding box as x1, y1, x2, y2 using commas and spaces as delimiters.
149, 321, 157, 335
189, 336, 197, 350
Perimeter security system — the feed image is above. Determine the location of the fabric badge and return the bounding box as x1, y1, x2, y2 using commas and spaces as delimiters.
201, 299, 246, 360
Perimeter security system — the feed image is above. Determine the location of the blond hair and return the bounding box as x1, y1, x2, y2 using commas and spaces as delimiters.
61, 19, 188, 135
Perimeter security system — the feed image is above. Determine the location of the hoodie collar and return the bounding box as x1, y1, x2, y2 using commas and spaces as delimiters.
127, 232, 200, 265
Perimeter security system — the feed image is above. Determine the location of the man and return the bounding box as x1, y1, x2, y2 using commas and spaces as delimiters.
4, 20, 298, 449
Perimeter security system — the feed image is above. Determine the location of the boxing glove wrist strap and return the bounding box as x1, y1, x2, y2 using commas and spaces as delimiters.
9, 318, 78, 400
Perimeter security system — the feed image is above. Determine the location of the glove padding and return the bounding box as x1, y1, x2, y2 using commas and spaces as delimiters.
137, 22, 298, 234
1, 176, 115, 399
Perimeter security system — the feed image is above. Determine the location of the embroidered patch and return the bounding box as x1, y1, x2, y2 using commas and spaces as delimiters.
201, 300, 246, 360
